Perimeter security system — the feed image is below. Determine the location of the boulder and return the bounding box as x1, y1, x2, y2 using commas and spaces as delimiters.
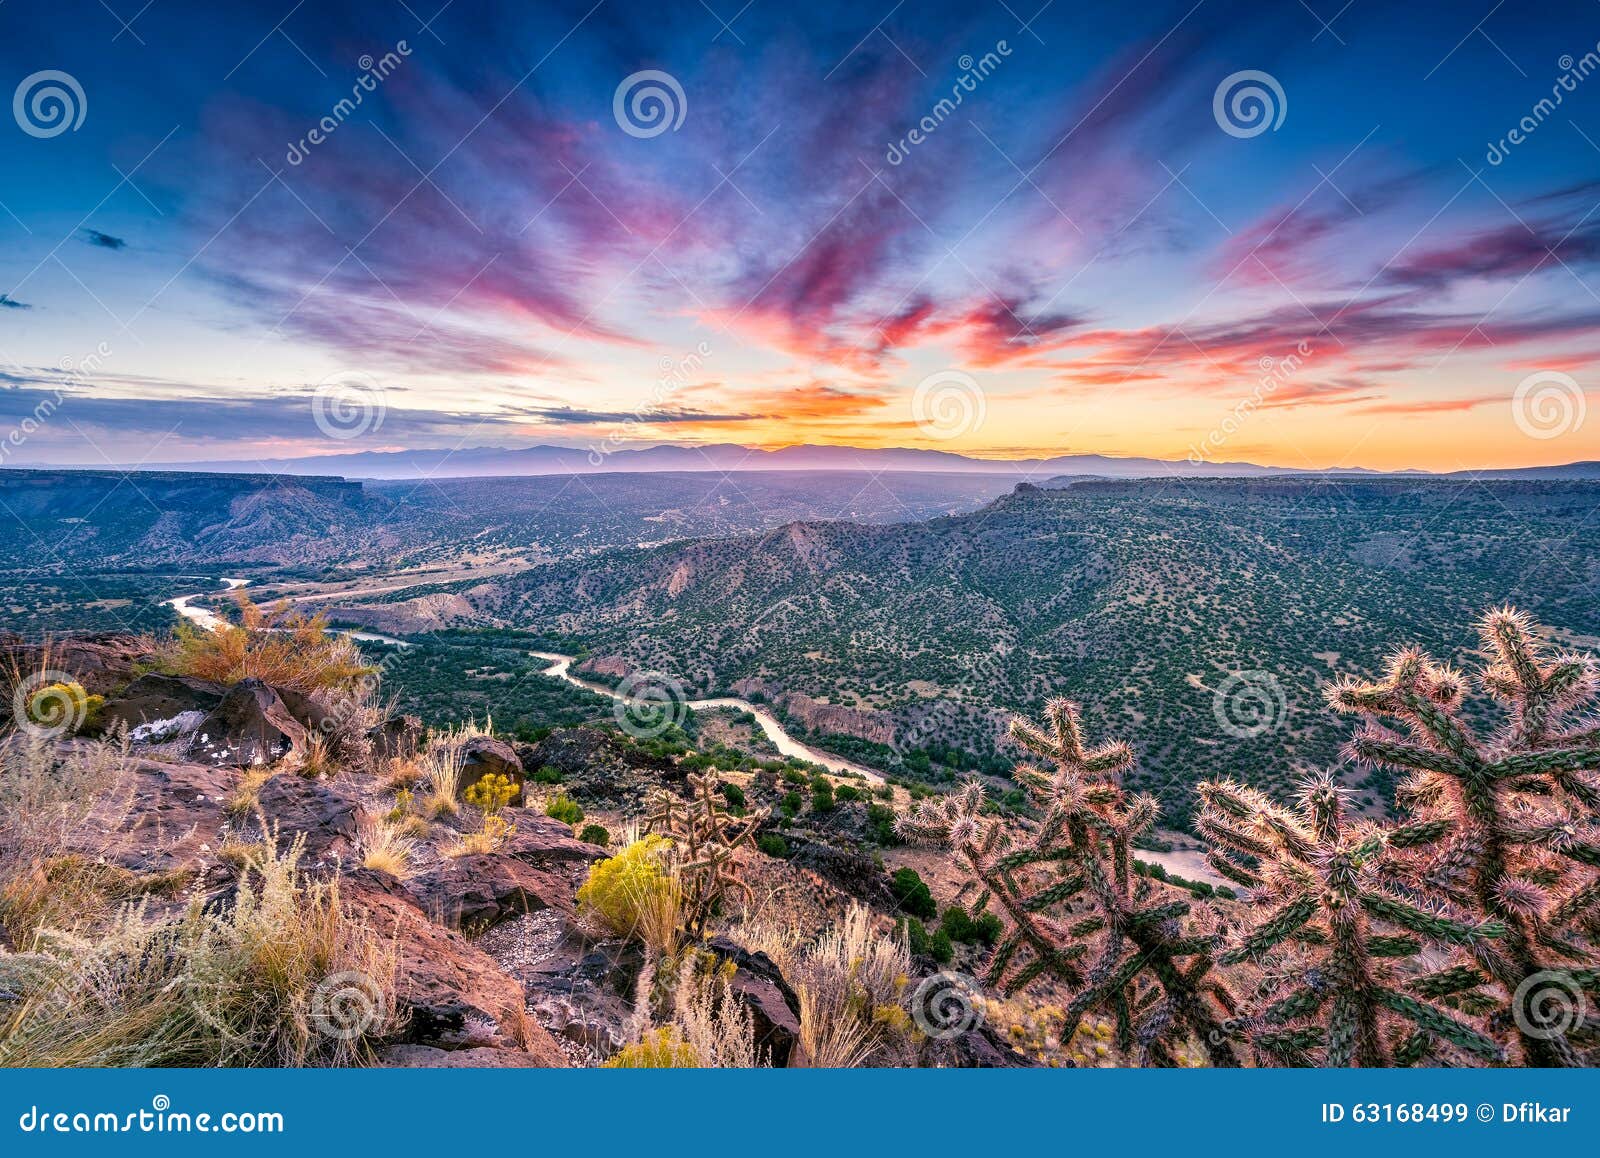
186, 678, 308, 766
368, 714, 422, 762
96, 673, 229, 735
340, 872, 567, 1064
75, 747, 236, 875
406, 854, 578, 931
0, 632, 153, 702
253, 773, 359, 861
457, 735, 524, 806
705, 936, 802, 1067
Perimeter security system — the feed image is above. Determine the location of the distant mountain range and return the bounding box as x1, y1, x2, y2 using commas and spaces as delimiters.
63, 442, 1600, 481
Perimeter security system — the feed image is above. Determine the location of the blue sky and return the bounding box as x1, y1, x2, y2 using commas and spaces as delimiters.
2, 0, 1599, 470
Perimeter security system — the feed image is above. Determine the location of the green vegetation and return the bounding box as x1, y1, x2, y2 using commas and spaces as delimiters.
544, 793, 584, 825
888, 867, 936, 921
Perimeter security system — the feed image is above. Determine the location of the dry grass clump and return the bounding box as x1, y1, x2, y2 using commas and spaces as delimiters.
160, 593, 371, 695
0, 832, 398, 1067
773, 904, 911, 1068
227, 767, 277, 816
0, 735, 131, 945
358, 820, 420, 880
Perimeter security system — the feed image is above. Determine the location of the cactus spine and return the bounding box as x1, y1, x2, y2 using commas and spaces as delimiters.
900, 698, 1241, 1066
1324, 609, 1600, 1065
1197, 773, 1504, 1065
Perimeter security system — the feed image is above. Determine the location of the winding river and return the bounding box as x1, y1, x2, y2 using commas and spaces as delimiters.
164, 579, 1224, 886
529, 651, 886, 785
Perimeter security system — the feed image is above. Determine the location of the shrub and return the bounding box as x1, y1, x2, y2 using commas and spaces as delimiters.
603, 1026, 699, 1068
929, 928, 954, 964
888, 867, 936, 920
780, 791, 803, 817
530, 765, 564, 784
940, 904, 1002, 947
719, 781, 746, 809
0, 832, 396, 1066
544, 793, 584, 825
577, 836, 681, 956
464, 772, 517, 816
757, 834, 788, 858
810, 781, 835, 812
446, 813, 516, 857
359, 821, 418, 880
835, 784, 861, 803
160, 593, 371, 695
579, 824, 610, 847
904, 916, 930, 957
865, 803, 899, 845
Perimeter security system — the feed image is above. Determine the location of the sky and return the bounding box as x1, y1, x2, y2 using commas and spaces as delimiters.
2, 0, 1599, 472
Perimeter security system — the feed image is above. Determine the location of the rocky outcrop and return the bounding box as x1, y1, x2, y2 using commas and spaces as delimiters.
705, 936, 802, 1067
0, 633, 153, 718
96, 673, 228, 734
186, 678, 308, 766
340, 871, 567, 1064
517, 726, 681, 809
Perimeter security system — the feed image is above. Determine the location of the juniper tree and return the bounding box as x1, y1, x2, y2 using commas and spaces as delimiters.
1198, 773, 1505, 1066
900, 698, 1241, 1066
644, 770, 769, 938
1325, 608, 1600, 1066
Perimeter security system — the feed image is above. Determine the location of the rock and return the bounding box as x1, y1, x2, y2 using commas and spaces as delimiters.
378, 1043, 561, 1068
72, 747, 234, 873
274, 685, 346, 735
407, 854, 578, 931
501, 812, 610, 868
252, 773, 359, 860
127, 710, 208, 745
368, 714, 422, 762
705, 936, 802, 1067
340, 872, 567, 1064
96, 673, 229, 735
484, 915, 641, 1057
517, 726, 681, 809
457, 735, 524, 806
186, 678, 308, 766
0, 632, 153, 705
787, 837, 893, 905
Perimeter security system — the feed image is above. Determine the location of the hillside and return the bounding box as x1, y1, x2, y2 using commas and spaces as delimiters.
455, 477, 1600, 825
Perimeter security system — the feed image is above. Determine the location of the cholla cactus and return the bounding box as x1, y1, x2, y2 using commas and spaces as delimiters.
1325, 608, 1600, 1066
644, 770, 769, 937
1198, 773, 1504, 1066
900, 698, 1241, 1066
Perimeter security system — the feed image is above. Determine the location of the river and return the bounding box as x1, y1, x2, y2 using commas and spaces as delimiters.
164, 582, 1224, 886
529, 651, 887, 785
165, 578, 412, 647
